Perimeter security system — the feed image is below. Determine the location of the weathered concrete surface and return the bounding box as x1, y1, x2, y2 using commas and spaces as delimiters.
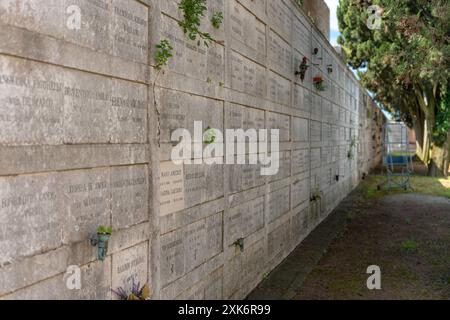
0, 0, 383, 300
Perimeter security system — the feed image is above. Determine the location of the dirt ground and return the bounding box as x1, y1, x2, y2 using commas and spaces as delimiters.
294, 193, 450, 300
248, 167, 450, 300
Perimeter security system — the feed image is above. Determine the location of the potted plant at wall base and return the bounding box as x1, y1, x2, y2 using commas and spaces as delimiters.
313, 76, 326, 92
90, 226, 113, 262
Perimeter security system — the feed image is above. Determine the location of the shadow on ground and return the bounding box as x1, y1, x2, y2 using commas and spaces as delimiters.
248, 168, 450, 300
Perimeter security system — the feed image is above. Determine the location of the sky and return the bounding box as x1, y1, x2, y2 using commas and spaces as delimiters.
324, 0, 340, 46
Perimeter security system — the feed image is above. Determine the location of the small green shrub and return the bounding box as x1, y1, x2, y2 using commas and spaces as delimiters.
211, 11, 223, 29
155, 39, 173, 70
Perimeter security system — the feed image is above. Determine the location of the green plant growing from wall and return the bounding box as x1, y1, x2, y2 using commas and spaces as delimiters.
310, 188, 322, 202
203, 126, 216, 145
348, 137, 357, 160
153, 39, 173, 149
155, 39, 173, 70
178, 0, 214, 46
211, 11, 223, 29
97, 226, 113, 235
295, 0, 304, 7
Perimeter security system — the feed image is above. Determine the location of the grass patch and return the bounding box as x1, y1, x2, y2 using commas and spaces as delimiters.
359, 175, 450, 200
402, 238, 419, 252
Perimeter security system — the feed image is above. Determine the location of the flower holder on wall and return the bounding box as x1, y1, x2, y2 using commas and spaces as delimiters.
313, 76, 326, 92
90, 226, 112, 262
327, 64, 333, 74
233, 238, 245, 252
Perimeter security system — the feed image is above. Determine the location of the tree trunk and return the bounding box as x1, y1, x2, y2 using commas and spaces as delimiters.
422, 117, 433, 165
413, 116, 425, 160
428, 131, 450, 177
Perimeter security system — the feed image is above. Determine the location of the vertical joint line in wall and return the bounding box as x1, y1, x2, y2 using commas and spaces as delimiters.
153, 69, 162, 148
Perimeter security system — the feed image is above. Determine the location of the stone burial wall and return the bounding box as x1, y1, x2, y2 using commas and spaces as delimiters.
0, 0, 383, 299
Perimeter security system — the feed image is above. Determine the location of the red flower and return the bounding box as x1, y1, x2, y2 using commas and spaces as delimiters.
313, 76, 323, 83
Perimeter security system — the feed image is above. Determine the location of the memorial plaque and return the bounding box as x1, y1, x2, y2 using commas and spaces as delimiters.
332, 104, 340, 122
323, 99, 332, 123
231, 51, 266, 98
225, 104, 244, 130
292, 149, 309, 175
226, 197, 264, 245
206, 44, 225, 83
0, 173, 62, 265
322, 147, 332, 165
339, 126, 345, 142
160, 14, 187, 74
291, 207, 309, 244
268, 29, 292, 77
159, 89, 223, 144
0, 0, 63, 38
244, 107, 265, 133
230, 0, 266, 63
310, 170, 320, 192
269, 151, 291, 182
64, 0, 111, 53
205, 212, 223, 259
292, 117, 309, 142
184, 219, 207, 272
112, 242, 148, 296
238, 0, 266, 20
184, 164, 206, 209
267, 0, 292, 40
311, 121, 322, 142
160, 162, 185, 216
0, 56, 64, 145
311, 148, 321, 169
268, 71, 291, 106
268, 221, 290, 260
267, 112, 290, 142
3, 259, 112, 300
311, 37, 322, 66
61, 168, 110, 243
225, 238, 264, 298
160, 229, 185, 286
311, 93, 322, 117
111, 0, 148, 63
332, 146, 339, 162
63, 69, 111, 144
292, 178, 309, 208
110, 79, 147, 143
292, 16, 311, 56
323, 123, 332, 142
339, 145, 348, 159
228, 159, 265, 193
111, 165, 148, 229
268, 186, 290, 223
241, 161, 264, 190
321, 167, 332, 188
203, 267, 223, 300
205, 163, 224, 201
161, 14, 223, 81
303, 88, 312, 112
184, 163, 223, 209
293, 84, 305, 111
